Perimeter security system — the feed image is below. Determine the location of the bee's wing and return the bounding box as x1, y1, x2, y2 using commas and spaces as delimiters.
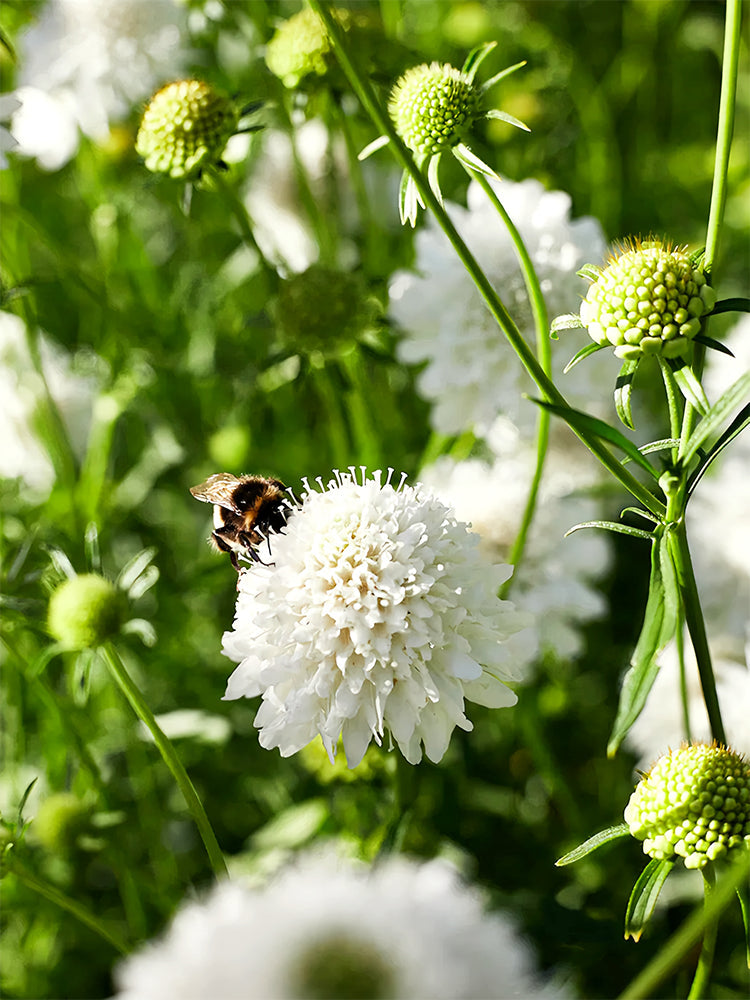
189, 473, 243, 513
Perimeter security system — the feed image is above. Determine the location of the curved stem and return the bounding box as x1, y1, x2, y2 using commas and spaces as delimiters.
211, 170, 274, 275
310, 0, 665, 519
687, 866, 719, 1000
8, 857, 129, 954
704, 0, 742, 277
471, 172, 552, 601
101, 644, 228, 880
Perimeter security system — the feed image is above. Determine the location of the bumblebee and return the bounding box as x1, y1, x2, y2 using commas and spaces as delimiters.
190, 473, 294, 569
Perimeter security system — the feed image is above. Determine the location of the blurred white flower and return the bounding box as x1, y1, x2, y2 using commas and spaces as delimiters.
420, 419, 611, 661
222, 469, 533, 767
626, 634, 750, 767
0, 94, 21, 168
0, 311, 98, 496
114, 852, 557, 1000
11, 0, 189, 169
389, 177, 611, 437
137, 710, 231, 747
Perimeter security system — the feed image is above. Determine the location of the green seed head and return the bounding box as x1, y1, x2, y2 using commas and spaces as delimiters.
624, 744, 750, 869
47, 573, 123, 650
388, 62, 482, 158
265, 9, 341, 89
136, 80, 238, 179
579, 240, 716, 361
275, 265, 369, 356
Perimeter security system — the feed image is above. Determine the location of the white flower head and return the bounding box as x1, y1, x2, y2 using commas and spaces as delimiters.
114, 852, 557, 1000
0, 311, 100, 497
625, 632, 750, 767
11, 0, 189, 169
420, 421, 611, 661
0, 93, 21, 168
389, 177, 611, 437
222, 468, 533, 767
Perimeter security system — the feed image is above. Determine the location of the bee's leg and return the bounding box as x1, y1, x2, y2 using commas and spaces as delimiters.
239, 530, 272, 566
211, 530, 241, 571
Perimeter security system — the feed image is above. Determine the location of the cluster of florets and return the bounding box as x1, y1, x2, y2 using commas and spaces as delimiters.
274, 265, 369, 356
389, 63, 482, 158
579, 240, 716, 360
136, 80, 238, 179
624, 743, 750, 869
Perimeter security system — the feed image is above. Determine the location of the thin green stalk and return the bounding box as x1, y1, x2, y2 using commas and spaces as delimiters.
310, 0, 665, 520
471, 172, 552, 600
211, 170, 274, 274
312, 361, 352, 468
687, 866, 719, 1000
676, 620, 692, 744
7, 857, 129, 954
618, 851, 750, 1000
704, 0, 741, 277
670, 526, 726, 745
100, 644, 228, 879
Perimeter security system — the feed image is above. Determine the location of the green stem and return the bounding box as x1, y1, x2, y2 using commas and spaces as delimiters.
704, 0, 741, 277
687, 866, 719, 1000
676, 619, 692, 744
7, 857, 129, 954
311, 360, 351, 468
310, 0, 665, 520
671, 525, 726, 745
100, 644, 228, 879
211, 170, 274, 274
618, 851, 750, 1000
471, 172, 552, 600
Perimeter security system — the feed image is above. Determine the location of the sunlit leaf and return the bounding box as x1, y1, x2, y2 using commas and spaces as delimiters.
615, 358, 639, 429
461, 41, 497, 81
625, 859, 675, 941
556, 824, 630, 866
687, 403, 750, 496
562, 342, 603, 372
681, 370, 750, 465
666, 358, 709, 415
564, 521, 653, 541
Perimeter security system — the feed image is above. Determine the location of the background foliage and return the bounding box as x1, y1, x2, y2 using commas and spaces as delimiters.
1, 1, 748, 998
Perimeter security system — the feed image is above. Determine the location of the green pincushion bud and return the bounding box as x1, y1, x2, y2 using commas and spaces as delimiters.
625, 744, 750, 870
32, 793, 90, 854
579, 240, 716, 361
265, 9, 355, 89
274, 265, 369, 355
136, 80, 238, 179
388, 62, 482, 158
48, 573, 123, 650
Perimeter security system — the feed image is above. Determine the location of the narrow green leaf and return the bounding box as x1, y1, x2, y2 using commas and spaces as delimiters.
562, 342, 604, 373
480, 59, 527, 93
426, 153, 443, 205
667, 358, 709, 415
577, 263, 601, 281
693, 334, 735, 357
484, 108, 531, 131
461, 41, 497, 81
736, 880, 750, 969
615, 359, 639, 430
660, 530, 681, 640
358, 134, 390, 161
528, 399, 659, 479
625, 859, 675, 941
687, 404, 750, 496
608, 536, 677, 756
681, 370, 750, 464
452, 142, 499, 179
556, 824, 630, 866
551, 313, 584, 337
564, 521, 654, 541
709, 296, 750, 316
638, 438, 681, 456
621, 506, 659, 525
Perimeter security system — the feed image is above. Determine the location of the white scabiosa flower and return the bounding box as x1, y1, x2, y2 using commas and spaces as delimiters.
114, 852, 557, 1000
420, 419, 611, 661
11, 0, 189, 170
0, 311, 99, 496
0, 94, 21, 168
389, 177, 610, 437
222, 469, 533, 767
625, 634, 750, 767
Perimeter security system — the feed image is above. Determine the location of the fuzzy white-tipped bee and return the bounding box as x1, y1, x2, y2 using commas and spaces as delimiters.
190, 473, 295, 570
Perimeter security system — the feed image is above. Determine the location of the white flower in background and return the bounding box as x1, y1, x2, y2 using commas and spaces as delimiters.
0, 311, 98, 496
114, 852, 557, 1000
222, 469, 533, 767
389, 177, 611, 437
420, 420, 611, 661
0, 94, 21, 168
626, 633, 750, 767
10, 0, 189, 170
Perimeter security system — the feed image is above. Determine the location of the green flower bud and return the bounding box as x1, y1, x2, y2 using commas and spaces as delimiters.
31, 793, 90, 854
274, 265, 369, 356
624, 744, 750, 870
136, 80, 238, 179
388, 62, 482, 158
289, 931, 396, 1000
47, 573, 123, 650
579, 240, 715, 361
265, 9, 342, 89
